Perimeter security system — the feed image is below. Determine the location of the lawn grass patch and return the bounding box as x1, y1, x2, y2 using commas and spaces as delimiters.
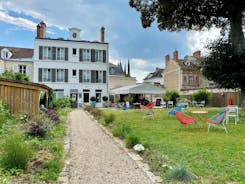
103, 107, 245, 183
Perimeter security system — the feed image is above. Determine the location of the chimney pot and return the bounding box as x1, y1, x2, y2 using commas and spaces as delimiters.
173, 50, 178, 62
165, 54, 170, 63
100, 26, 105, 43
36, 21, 46, 38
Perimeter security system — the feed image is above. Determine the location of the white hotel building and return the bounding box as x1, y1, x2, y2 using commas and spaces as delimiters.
33, 22, 109, 107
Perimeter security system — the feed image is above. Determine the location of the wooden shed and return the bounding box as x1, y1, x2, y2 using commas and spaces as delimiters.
0, 78, 50, 114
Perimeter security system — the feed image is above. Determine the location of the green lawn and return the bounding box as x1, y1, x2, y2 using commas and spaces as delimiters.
104, 107, 245, 183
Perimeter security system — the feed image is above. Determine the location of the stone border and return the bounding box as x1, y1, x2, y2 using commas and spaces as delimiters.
58, 115, 71, 184
85, 111, 162, 184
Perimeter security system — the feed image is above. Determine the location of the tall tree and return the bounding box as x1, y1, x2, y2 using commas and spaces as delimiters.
129, 0, 245, 54
127, 59, 131, 77
129, 0, 245, 106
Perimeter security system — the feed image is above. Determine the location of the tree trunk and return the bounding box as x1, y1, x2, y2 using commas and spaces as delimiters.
229, 9, 245, 55
241, 90, 245, 108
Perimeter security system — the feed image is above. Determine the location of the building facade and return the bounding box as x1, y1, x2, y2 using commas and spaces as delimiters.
33, 22, 109, 107
164, 50, 214, 92
0, 46, 34, 80
143, 67, 164, 86
109, 62, 136, 90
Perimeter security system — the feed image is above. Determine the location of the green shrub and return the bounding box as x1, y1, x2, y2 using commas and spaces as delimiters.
90, 108, 103, 120
90, 96, 96, 101
27, 115, 52, 137
0, 70, 29, 81
1, 134, 33, 170
166, 165, 195, 182
102, 96, 108, 102
125, 134, 140, 148
0, 100, 11, 129
112, 124, 131, 139
104, 113, 115, 125
53, 96, 71, 109
123, 95, 134, 103
192, 89, 212, 104
164, 90, 180, 106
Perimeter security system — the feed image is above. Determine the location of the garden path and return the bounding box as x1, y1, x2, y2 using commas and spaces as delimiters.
68, 109, 152, 184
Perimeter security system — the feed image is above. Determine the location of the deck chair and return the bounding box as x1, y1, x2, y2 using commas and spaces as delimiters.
146, 102, 155, 109
169, 105, 183, 115
174, 110, 196, 125
143, 109, 154, 119
206, 108, 228, 133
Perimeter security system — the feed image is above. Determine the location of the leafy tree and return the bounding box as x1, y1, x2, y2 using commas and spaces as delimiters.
0, 70, 29, 81
192, 89, 212, 105
129, 0, 245, 106
129, 0, 244, 53
164, 90, 180, 106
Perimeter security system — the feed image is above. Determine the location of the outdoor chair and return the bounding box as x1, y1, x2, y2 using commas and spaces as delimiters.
146, 102, 155, 109
143, 109, 154, 119
226, 105, 239, 125
173, 110, 197, 125
169, 105, 183, 115
167, 101, 174, 108
206, 108, 228, 133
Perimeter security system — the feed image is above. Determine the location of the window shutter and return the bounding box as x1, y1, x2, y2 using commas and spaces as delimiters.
38, 68, 42, 82
103, 71, 106, 83
65, 69, 68, 82
91, 49, 95, 62
39, 46, 43, 60
26, 66, 32, 78
79, 49, 83, 62
52, 47, 56, 60
91, 70, 96, 83
12, 65, 18, 72
65, 48, 68, 61
52, 69, 56, 82
103, 50, 106, 63
79, 70, 83, 83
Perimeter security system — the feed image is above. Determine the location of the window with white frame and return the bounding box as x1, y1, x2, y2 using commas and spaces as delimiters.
43, 47, 52, 60
95, 50, 103, 62
56, 48, 65, 60
56, 69, 65, 82
54, 89, 64, 99
19, 65, 27, 74
83, 70, 91, 82
42, 68, 51, 82
82, 49, 91, 61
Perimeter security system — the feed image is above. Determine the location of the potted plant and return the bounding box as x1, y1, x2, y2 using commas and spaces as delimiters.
102, 96, 108, 107
90, 96, 96, 107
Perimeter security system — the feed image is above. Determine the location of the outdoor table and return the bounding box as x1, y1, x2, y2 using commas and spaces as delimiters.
133, 102, 141, 109
191, 110, 208, 123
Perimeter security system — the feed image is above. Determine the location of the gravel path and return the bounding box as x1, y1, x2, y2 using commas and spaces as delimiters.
68, 109, 153, 184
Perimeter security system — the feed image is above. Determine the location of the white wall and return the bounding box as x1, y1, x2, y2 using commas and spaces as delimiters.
33, 38, 109, 107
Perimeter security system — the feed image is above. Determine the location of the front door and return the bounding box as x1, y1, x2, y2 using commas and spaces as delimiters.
70, 93, 78, 108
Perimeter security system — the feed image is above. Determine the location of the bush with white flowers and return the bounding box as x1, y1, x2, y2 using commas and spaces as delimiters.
133, 144, 145, 153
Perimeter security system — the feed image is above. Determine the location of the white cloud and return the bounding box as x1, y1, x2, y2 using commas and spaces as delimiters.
187, 27, 221, 55
0, 10, 36, 30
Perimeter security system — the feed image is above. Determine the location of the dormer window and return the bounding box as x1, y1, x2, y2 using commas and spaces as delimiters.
73, 33, 77, 38
1, 48, 12, 59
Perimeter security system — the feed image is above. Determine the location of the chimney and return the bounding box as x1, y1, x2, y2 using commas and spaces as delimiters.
100, 26, 105, 43
36, 21, 46, 38
165, 54, 170, 63
193, 50, 201, 59
173, 50, 178, 62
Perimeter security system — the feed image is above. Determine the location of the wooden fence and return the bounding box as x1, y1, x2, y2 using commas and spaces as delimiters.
0, 78, 50, 114
183, 91, 241, 107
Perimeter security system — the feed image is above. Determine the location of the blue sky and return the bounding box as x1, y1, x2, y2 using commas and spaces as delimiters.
0, 0, 220, 82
